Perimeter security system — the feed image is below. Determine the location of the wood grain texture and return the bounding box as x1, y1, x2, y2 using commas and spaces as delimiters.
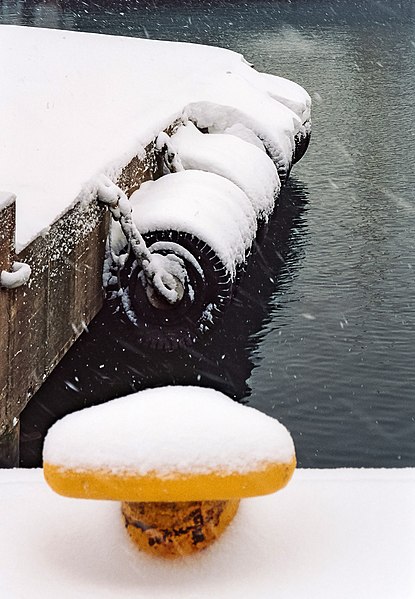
1, 139, 164, 465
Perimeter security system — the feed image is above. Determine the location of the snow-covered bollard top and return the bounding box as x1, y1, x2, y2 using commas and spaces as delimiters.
43, 385, 295, 501
43, 386, 296, 558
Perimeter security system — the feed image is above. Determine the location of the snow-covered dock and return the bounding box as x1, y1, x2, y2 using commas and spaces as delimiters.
0, 25, 310, 464
0, 25, 309, 252
0, 467, 413, 598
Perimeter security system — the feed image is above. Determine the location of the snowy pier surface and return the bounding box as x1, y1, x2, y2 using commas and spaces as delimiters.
0, 468, 413, 598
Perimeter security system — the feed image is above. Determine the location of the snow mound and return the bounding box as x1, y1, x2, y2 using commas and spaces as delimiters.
170, 122, 280, 219
43, 386, 295, 475
129, 170, 258, 277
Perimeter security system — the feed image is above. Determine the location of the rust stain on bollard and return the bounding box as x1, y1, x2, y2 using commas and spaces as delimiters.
122, 499, 240, 558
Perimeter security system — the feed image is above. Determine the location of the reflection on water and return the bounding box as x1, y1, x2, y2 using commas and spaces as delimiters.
2, 0, 414, 468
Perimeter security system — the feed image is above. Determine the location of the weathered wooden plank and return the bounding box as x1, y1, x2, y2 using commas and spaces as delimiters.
46, 199, 107, 368
8, 234, 49, 414
0, 198, 16, 460
73, 210, 110, 331
8, 199, 108, 413
1, 138, 166, 467
0, 419, 19, 468
117, 128, 177, 197
47, 253, 76, 372
117, 141, 159, 197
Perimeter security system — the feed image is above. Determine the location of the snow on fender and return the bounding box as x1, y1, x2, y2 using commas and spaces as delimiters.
130, 170, 258, 276
169, 122, 280, 220
109, 170, 259, 349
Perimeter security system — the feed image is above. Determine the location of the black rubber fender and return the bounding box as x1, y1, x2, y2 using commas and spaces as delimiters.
272, 120, 311, 183
117, 230, 234, 350
292, 119, 311, 165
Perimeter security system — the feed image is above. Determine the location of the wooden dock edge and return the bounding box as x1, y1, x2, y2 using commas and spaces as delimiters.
0, 134, 167, 466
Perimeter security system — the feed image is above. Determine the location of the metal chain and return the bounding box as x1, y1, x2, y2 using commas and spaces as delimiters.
97, 175, 185, 305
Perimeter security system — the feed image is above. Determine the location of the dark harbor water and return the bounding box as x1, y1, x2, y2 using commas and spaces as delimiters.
2, 0, 414, 468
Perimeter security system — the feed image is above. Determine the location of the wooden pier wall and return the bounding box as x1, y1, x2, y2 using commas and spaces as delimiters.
0, 139, 162, 466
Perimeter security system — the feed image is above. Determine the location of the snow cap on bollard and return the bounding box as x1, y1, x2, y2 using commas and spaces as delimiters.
43, 386, 296, 557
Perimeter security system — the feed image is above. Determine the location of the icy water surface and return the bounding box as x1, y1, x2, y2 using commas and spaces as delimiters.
3, 0, 414, 468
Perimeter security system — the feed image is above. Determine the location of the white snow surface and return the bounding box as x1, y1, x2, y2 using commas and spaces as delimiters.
254, 72, 311, 123
0, 25, 310, 252
222, 123, 267, 150
0, 261, 31, 288
43, 386, 294, 475
0, 467, 414, 598
170, 122, 280, 219
182, 71, 303, 167
0, 190, 15, 209
129, 170, 258, 276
